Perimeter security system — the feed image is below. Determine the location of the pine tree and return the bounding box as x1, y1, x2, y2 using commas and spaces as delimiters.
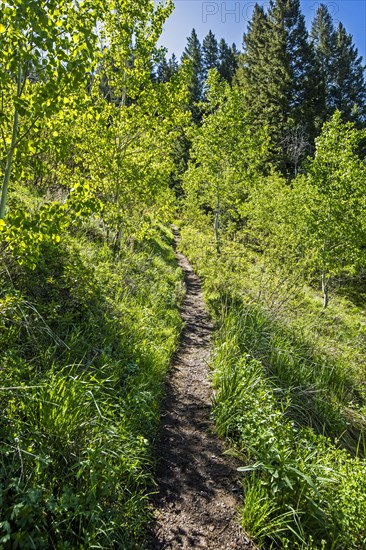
332, 23, 366, 124
237, 3, 269, 101
202, 30, 219, 80
236, 4, 273, 146
218, 39, 238, 84
237, 2, 283, 164
238, 0, 318, 172
311, 4, 366, 127
267, 0, 319, 139
154, 51, 169, 83
310, 3, 337, 126
168, 53, 178, 77
153, 51, 179, 83
286, 3, 318, 119
181, 28, 203, 121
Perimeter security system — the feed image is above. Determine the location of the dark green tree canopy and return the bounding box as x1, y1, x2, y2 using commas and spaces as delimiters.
311, 4, 366, 126
202, 30, 219, 79
310, 3, 337, 125
237, 0, 321, 173
236, 4, 270, 127
181, 28, 204, 120
154, 50, 179, 83
202, 32, 238, 90
332, 22, 366, 124
218, 39, 238, 84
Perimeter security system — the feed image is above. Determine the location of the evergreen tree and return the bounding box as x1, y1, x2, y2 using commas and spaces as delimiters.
332, 23, 366, 124
181, 28, 203, 121
267, 0, 319, 146
218, 39, 238, 84
168, 53, 179, 76
311, 4, 366, 126
154, 50, 169, 83
237, 4, 272, 126
310, 3, 337, 126
202, 30, 219, 80
238, 0, 318, 172
237, 4, 267, 88
154, 51, 179, 83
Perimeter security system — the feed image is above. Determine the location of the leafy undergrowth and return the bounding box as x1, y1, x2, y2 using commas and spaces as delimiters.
0, 188, 183, 548
179, 224, 366, 549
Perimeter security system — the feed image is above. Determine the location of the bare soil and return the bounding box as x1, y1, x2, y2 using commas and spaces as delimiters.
149, 230, 254, 549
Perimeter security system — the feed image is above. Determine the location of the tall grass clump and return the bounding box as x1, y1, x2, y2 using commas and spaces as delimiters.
0, 188, 184, 548
179, 224, 366, 548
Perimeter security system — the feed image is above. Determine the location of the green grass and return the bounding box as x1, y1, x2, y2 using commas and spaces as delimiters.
0, 187, 184, 548
240, 476, 295, 548
179, 223, 366, 548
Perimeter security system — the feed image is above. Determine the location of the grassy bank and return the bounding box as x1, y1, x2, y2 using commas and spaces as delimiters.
0, 187, 184, 548
179, 224, 366, 549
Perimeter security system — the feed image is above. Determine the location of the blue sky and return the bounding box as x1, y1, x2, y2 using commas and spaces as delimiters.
157, 1, 366, 62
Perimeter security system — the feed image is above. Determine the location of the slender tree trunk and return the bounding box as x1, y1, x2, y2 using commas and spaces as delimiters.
120, 59, 127, 107
0, 108, 19, 219
214, 195, 221, 256
321, 271, 328, 309
0, 64, 22, 219
321, 234, 329, 309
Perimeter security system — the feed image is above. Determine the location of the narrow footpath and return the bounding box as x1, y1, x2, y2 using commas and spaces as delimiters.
150, 230, 253, 549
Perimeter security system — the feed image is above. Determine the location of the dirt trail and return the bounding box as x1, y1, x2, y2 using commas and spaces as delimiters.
150, 229, 253, 549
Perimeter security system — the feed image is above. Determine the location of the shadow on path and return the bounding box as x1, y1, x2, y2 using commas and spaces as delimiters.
149, 228, 254, 550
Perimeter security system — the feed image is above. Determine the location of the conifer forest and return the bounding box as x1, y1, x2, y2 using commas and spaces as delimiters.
2, 1, 366, 548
